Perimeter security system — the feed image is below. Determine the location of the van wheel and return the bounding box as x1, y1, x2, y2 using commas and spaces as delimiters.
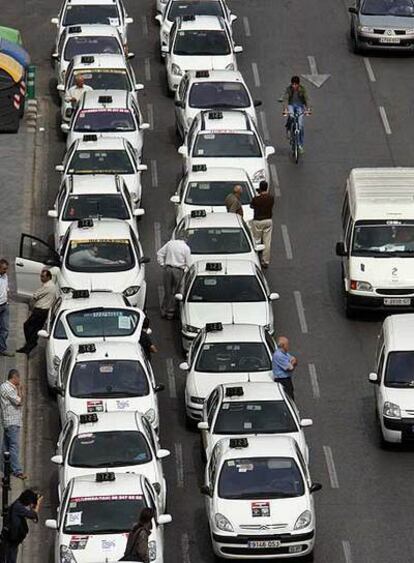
345, 297, 356, 319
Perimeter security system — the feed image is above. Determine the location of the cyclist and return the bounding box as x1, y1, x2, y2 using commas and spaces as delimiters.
283, 76, 310, 153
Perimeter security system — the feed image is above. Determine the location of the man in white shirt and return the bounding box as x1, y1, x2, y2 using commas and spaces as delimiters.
0, 369, 25, 479
157, 237, 191, 320
0, 258, 14, 357
65, 74, 92, 107
17, 270, 56, 355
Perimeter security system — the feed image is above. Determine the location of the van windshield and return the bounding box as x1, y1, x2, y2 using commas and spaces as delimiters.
352, 221, 414, 257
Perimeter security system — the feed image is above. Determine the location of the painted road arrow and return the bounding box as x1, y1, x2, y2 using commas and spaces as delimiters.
301, 56, 330, 88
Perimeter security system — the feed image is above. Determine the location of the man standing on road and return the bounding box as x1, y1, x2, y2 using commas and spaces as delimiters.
0, 369, 26, 479
4, 489, 43, 563
0, 259, 14, 357
157, 237, 191, 320
225, 185, 244, 217
250, 180, 274, 268
139, 317, 158, 362
272, 336, 298, 400
65, 74, 92, 107
17, 269, 56, 356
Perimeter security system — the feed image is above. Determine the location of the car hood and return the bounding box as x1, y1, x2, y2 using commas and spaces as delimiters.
349, 256, 414, 287
383, 386, 414, 412
187, 302, 270, 329
59, 268, 142, 294
359, 13, 414, 28
173, 54, 235, 71
178, 203, 253, 223
190, 370, 273, 399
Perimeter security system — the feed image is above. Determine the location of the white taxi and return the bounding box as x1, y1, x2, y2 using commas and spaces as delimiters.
51, 0, 133, 44
180, 323, 274, 422
163, 15, 243, 93
46, 472, 171, 563
198, 382, 312, 461
55, 342, 164, 429
175, 70, 260, 138
56, 136, 147, 204
172, 210, 263, 266
48, 175, 144, 249
201, 436, 322, 559
39, 290, 145, 389
58, 53, 142, 122
156, 0, 236, 55
175, 259, 279, 351
62, 91, 149, 156
52, 411, 170, 507
171, 165, 255, 223
15, 218, 150, 308
178, 109, 275, 189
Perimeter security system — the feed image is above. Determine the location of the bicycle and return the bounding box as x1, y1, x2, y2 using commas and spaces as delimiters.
282, 107, 312, 164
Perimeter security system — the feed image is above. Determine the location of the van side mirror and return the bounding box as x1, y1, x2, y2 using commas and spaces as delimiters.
336, 242, 347, 257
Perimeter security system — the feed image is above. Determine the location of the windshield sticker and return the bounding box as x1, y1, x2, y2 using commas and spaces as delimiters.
246, 405, 262, 411
99, 365, 114, 374
79, 109, 130, 115
203, 134, 215, 140
76, 325, 84, 333
115, 399, 130, 410
78, 153, 90, 159
221, 403, 230, 410
243, 422, 252, 429
204, 278, 217, 286
251, 501, 270, 518
66, 511, 83, 527
71, 239, 129, 245
108, 17, 120, 26
197, 149, 204, 155
70, 495, 143, 502
118, 316, 131, 330
87, 400, 104, 413
236, 463, 253, 472
69, 536, 89, 550
102, 538, 117, 552
227, 460, 235, 466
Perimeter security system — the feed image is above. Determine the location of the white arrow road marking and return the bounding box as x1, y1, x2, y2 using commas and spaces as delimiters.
301, 56, 330, 88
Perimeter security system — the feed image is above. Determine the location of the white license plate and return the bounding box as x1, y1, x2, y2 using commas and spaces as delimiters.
384, 298, 411, 306
380, 37, 400, 44
248, 540, 280, 549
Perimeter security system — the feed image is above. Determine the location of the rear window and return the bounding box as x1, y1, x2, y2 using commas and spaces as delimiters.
66, 308, 139, 337
66, 239, 135, 273
62, 194, 130, 221
71, 70, 129, 91
168, 0, 223, 21
64, 36, 122, 61
193, 132, 261, 158
189, 82, 250, 109
63, 5, 120, 26
185, 181, 251, 205
68, 150, 134, 174
196, 342, 270, 372
74, 109, 135, 133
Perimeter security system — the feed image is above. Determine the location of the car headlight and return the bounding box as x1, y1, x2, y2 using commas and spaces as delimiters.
252, 169, 265, 183
123, 285, 140, 297
53, 355, 61, 371
215, 513, 234, 532
148, 540, 157, 561
225, 63, 235, 70
171, 63, 182, 76
145, 408, 156, 423
184, 324, 200, 334
358, 25, 374, 32
350, 280, 373, 292
383, 402, 401, 419
60, 545, 77, 563
190, 396, 204, 405
60, 287, 73, 294
294, 510, 312, 530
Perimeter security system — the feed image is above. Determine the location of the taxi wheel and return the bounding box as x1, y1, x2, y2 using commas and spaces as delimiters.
199, 435, 206, 463
300, 551, 314, 562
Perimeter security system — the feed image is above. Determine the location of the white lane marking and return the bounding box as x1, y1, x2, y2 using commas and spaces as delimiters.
259, 111, 270, 142
147, 103, 154, 130
251, 62, 261, 87
308, 55, 318, 74
175, 442, 184, 487
151, 160, 158, 188
342, 540, 353, 563
323, 445, 339, 488
270, 163, 281, 197
144, 57, 151, 82
281, 225, 293, 260
158, 285, 164, 308
308, 363, 320, 399
181, 532, 191, 563
142, 15, 148, 36
243, 16, 251, 37
154, 221, 162, 252
363, 57, 376, 82
379, 106, 392, 135
293, 291, 308, 334
166, 358, 177, 399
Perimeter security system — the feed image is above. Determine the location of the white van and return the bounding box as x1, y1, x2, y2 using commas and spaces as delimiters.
369, 314, 414, 444
336, 168, 414, 316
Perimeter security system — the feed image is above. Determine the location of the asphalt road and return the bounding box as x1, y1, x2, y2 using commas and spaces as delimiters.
4, 0, 414, 561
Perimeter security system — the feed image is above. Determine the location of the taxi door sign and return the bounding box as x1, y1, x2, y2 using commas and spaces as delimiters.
251, 501, 270, 518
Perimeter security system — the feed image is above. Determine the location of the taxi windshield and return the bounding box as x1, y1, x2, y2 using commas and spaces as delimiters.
168, 1, 223, 21
63, 5, 120, 26
185, 181, 251, 205
174, 30, 230, 56
361, 0, 414, 16
68, 430, 152, 467
63, 496, 146, 534
62, 194, 130, 221
69, 360, 149, 398
214, 401, 298, 434
189, 82, 250, 109
384, 351, 414, 387
183, 227, 251, 254
70, 70, 129, 90
74, 109, 135, 133
352, 221, 414, 257
68, 150, 134, 174
193, 132, 261, 158
218, 457, 305, 499
66, 308, 140, 338
189, 275, 264, 302
64, 37, 122, 62
66, 240, 134, 272
196, 342, 270, 372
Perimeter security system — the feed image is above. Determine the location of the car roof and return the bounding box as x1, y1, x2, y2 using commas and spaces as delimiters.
186, 167, 250, 183
194, 259, 257, 275
66, 24, 121, 37
383, 313, 414, 351
65, 0, 120, 6
199, 110, 251, 132
203, 323, 264, 343
69, 473, 145, 498
72, 340, 143, 361
72, 410, 142, 433
68, 174, 121, 194
59, 291, 128, 311
219, 382, 285, 402
82, 89, 130, 109
186, 69, 244, 83
178, 14, 224, 30
68, 217, 131, 239
218, 435, 298, 460
71, 53, 128, 70
348, 168, 414, 221
73, 136, 128, 151
184, 211, 244, 228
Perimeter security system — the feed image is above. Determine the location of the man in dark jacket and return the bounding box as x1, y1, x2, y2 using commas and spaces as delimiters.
4, 489, 42, 562
120, 507, 154, 562
283, 76, 310, 152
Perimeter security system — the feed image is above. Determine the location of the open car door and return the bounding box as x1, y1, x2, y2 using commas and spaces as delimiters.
15, 234, 61, 298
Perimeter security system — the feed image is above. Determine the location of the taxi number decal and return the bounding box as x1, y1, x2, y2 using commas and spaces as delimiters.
70, 495, 143, 501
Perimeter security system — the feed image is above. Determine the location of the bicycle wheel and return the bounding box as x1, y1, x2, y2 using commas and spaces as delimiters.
292, 130, 299, 164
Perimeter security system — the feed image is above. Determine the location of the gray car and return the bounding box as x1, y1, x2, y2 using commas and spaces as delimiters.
349, 0, 414, 53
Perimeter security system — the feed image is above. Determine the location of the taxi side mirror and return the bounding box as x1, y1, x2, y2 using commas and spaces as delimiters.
310, 482, 322, 493
45, 519, 58, 529
369, 372, 379, 384
198, 421, 209, 430
200, 485, 212, 496
175, 293, 183, 301
269, 292, 279, 301
170, 195, 180, 204
37, 329, 49, 339
51, 454, 63, 465
336, 242, 347, 257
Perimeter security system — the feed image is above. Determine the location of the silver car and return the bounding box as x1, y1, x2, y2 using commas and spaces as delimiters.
349, 0, 414, 53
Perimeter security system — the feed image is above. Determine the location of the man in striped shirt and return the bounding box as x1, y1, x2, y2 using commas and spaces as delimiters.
0, 369, 26, 479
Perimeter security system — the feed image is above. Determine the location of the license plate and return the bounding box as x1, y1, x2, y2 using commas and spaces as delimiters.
248, 540, 280, 549
384, 298, 410, 306
380, 37, 400, 44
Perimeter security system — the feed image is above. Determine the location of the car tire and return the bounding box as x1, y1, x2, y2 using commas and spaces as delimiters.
185, 414, 196, 430
351, 30, 362, 54
199, 434, 206, 463
300, 551, 314, 562
345, 296, 356, 319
